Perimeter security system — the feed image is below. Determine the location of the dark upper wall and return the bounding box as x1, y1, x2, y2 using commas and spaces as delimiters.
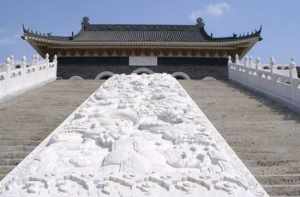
57, 57, 228, 80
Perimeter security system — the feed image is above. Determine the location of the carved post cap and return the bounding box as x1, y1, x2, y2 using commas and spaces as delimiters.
5, 57, 11, 64
290, 58, 296, 68
269, 57, 275, 74
244, 56, 249, 66
255, 57, 261, 64
228, 56, 232, 64
249, 56, 253, 67
270, 56, 276, 66
10, 55, 14, 63
289, 58, 296, 79
235, 54, 240, 64
22, 56, 27, 64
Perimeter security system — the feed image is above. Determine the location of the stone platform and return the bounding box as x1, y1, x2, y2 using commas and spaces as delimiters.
0, 79, 300, 196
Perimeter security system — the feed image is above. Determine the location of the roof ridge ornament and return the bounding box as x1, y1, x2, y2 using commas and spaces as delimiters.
196, 17, 205, 28
81, 16, 90, 31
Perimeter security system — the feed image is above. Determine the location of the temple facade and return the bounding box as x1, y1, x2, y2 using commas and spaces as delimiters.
22, 17, 262, 80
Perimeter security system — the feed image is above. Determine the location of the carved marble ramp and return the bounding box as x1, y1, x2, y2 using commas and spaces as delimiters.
0, 74, 269, 197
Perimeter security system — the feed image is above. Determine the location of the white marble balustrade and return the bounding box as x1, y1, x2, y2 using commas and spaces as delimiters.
0, 54, 57, 100
228, 55, 300, 113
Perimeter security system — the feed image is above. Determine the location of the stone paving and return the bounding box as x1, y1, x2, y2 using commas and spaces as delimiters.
1, 79, 300, 196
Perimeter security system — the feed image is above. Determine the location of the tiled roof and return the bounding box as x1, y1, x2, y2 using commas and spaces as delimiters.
22, 17, 262, 43
73, 28, 208, 42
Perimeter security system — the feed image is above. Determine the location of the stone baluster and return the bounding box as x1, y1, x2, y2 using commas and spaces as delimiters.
53, 54, 58, 64
22, 56, 27, 68
249, 56, 253, 68
244, 56, 249, 67
270, 57, 275, 74
289, 58, 296, 80
10, 55, 15, 70
45, 53, 49, 61
32, 54, 36, 65
255, 57, 261, 70
36, 54, 41, 64
5, 56, 11, 72
45, 53, 50, 67
235, 54, 240, 64
228, 56, 232, 64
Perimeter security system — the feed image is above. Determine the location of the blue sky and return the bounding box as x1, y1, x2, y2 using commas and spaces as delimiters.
0, 0, 299, 64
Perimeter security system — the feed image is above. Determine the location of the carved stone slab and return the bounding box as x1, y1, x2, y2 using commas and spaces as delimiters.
0, 74, 269, 197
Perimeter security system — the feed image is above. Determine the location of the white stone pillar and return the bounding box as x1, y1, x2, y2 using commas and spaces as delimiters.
21, 56, 27, 68
244, 56, 249, 67
5, 57, 11, 72
270, 57, 275, 74
235, 54, 240, 64
249, 56, 253, 68
255, 57, 261, 70
228, 56, 232, 64
289, 58, 296, 80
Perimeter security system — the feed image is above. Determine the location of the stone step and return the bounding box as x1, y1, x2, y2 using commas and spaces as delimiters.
248, 162, 300, 175
0, 140, 41, 146
0, 151, 29, 159
0, 165, 15, 180
258, 175, 300, 185
0, 166, 15, 174
0, 145, 37, 152
0, 158, 23, 166
252, 167, 300, 176
263, 184, 300, 196
272, 196, 300, 197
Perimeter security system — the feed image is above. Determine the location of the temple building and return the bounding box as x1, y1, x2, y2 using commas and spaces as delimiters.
22, 17, 262, 80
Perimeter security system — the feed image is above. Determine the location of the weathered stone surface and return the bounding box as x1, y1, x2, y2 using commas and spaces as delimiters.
0, 80, 103, 180
0, 79, 300, 196
0, 75, 267, 197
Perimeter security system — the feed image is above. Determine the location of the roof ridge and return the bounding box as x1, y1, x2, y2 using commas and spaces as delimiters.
84, 24, 198, 32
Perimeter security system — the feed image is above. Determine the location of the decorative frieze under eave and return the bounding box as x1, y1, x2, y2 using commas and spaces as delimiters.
53, 48, 239, 59
23, 35, 259, 59
23, 35, 260, 49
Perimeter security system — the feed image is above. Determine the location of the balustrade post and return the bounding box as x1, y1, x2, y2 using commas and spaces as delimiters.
21, 56, 27, 69
270, 57, 275, 75
289, 58, 296, 80
228, 56, 232, 64
255, 57, 261, 70
10, 55, 15, 71
37, 54, 41, 65
5, 57, 11, 72
244, 56, 249, 67
45, 53, 50, 67
53, 55, 58, 65
235, 54, 240, 64
10, 55, 15, 67
32, 54, 36, 65
249, 56, 253, 68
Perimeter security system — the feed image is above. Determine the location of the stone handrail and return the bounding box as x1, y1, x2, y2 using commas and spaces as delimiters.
0, 54, 57, 100
228, 55, 300, 113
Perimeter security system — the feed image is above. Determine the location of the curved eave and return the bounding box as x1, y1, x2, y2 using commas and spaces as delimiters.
22, 35, 260, 48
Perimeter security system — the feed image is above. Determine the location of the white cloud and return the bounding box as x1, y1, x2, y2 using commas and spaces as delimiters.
190, 2, 230, 21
